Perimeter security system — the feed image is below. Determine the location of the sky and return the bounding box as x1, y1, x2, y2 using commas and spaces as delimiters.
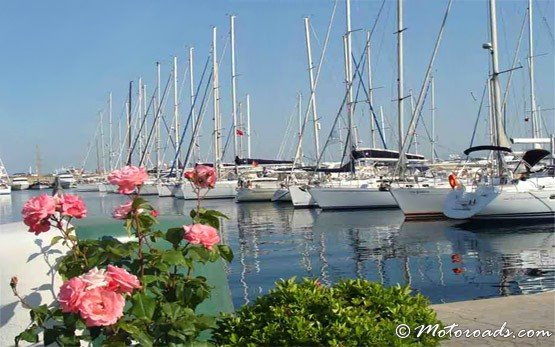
0, 0, 553, 173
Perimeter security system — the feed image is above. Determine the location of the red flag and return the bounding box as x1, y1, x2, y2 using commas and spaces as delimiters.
236, 129, 244, 136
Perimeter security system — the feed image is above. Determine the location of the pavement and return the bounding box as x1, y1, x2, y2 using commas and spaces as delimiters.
432, 292, 555, 346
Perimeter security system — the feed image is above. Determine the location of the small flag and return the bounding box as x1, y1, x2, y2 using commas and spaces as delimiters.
236, 129, 244, 136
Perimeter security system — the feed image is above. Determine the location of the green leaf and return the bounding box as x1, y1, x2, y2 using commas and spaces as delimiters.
165, 227, 184, 247
203, 209, 230, 220
131, 292, 156, 322
16, 325, 38, 344
118, 322, 153, 347
161, 249, 186, 266
50, 235, 63, 246
217, 245, 234, 262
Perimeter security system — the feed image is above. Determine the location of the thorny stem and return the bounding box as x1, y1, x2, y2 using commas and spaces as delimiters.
10, 278, 32, 309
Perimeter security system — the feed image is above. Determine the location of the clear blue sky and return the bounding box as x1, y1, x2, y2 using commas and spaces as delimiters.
0, 0, 553, 173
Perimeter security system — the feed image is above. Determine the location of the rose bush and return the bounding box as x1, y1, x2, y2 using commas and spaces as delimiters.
11, 165, 233, 346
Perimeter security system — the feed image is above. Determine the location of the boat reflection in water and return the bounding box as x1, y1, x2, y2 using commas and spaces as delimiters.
227, 205, 554, 308
0, 195, 12, 222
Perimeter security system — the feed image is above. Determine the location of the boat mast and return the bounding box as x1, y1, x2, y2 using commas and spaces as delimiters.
189, 47, 197, 163
108, 92, 113, 171
366, 31, 376, 148
246, 94, 252, 158
298, 92, 303, 164
173, 56, 180, 164
126, 81, 133, 165
100, 108, 106, 173
528, 0, 540, 141
344, 0, 355, 171
142, 83, 148, 167
487, 0, 509, 175
156, 62, 161, 177
303, 17, 321, 159
238, 101, 244, 156
397, 0, 405, 157
212, 26, 221, 174
137, 78, 143, 160
430, 76, 436, 163
230, 15, 239, 161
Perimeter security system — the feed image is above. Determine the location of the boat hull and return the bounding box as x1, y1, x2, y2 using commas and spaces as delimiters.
11, 182, 30, 190
444, 180, 555, 220
271, 188, 291, 202
76, 183, 100, 192
236, 187, 276, 202
0, 186, 11, 195
390, 186, 451, 220
177, 181, 237, 200
289, 185, 317, 208
309, 187, 398, 210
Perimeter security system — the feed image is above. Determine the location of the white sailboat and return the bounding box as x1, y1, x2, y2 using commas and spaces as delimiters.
0, 157, 11, 195
443, 0, 555, 221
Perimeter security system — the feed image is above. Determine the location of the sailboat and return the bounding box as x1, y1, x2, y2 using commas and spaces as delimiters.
443, 0, 555, 221
0, 157, 11, 195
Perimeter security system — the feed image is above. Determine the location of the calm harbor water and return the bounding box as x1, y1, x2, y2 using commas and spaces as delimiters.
1, 190, 553, 308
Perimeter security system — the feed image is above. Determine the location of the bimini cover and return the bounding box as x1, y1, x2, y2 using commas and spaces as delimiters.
520, 149, 550, 171
351, 148, 425, 161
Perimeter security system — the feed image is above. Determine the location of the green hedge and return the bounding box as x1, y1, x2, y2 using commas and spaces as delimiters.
212, 278, 446, 346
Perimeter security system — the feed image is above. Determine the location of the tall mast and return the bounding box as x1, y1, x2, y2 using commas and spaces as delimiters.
189, 47, 197, 162
528, 0, 539, 140
380, 106, 386, 148
344, 0, 355, 170
303, 17, 321, 158
230, 15, 239, 160
366, 31, 376, 148
246, 94, 251, 158
127, 81, 133, 165
173, 56, 180, 162
298, 92, 303, 164
410, 93, 417, 155
212, 26, 221, 172
108, 92, 113, 171
397, 0, 405, 154
100, 109, 106, 173
488, 0, 510, 174
142, 83, 148, 166
137, 78, 143, 159
156, 62, 161, 177
430, 76, 436, 163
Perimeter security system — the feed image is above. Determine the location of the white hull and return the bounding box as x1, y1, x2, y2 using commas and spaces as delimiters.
76, 183, 100, 192
271, 188, 291, 202
0, 186, 11, 195
309, 187, 398, 210
236, 187, 276, 202
177, 180, 237, 200
11, 182, 30, 190
444, 178, 555, 220
157, 183, 177, 197
390, 186, 452, 220
98, 183, 117, 193
140, 183, 159, 196
289, 185, 317, 208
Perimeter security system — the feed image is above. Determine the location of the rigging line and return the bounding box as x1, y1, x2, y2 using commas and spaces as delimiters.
314, 55, 365, 170
182, 69, 214, 170
277, 97, 300, 159
129, 86, 158, 162
469, 79, 490, 150
534, 0, 555, 47
138, 73, 172, 167
351, 53, 388, 148
168, 54, 211, 175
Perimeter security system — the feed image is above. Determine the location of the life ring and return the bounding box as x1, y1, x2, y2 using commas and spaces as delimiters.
448, 173, 460, 189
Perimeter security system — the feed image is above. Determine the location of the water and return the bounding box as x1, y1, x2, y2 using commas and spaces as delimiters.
1, 190, 553, 308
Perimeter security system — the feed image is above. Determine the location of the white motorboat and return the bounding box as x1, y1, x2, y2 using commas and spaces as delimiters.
11, 177, 30, 190
55, 173, 76, 189
177, 180, 238, 200
236, 177, 280, 202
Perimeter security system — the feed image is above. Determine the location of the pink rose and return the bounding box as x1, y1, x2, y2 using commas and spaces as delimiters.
112, 201, 133, 220
57, 194, 87, 219
58, 277, 87, 313
183, 224, 220, 250
184, 164, 217, 189
107, 166, 149, 194
78, 288, 125, 327
80, 267, 109, 290
21, 195, 56, 234
106, 265, 141, 294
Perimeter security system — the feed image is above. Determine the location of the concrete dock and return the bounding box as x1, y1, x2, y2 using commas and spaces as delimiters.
433, 292, 555, 346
